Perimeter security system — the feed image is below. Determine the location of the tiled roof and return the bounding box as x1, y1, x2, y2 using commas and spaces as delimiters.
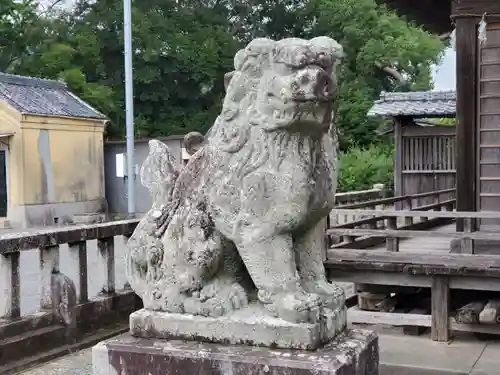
368, 90, 456, 118
0, 73, 107, 120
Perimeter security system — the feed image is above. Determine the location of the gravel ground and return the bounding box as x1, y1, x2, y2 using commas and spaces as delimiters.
18, 348, 93, 375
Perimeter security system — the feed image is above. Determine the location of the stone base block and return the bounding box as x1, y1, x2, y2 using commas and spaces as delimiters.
129, 304, 347, 350
92, 329, 379, 375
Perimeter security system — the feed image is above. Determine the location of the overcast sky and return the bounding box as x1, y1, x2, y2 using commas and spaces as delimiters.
431, 47, 456, 91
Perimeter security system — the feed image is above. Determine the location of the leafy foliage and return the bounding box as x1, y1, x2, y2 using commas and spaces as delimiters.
338, 143, 394, 193
312, 0, 445, 149
436, 117, 457, 126
2, 0, 444, 147
15, 0, 240, 138
0, 0, 44, 71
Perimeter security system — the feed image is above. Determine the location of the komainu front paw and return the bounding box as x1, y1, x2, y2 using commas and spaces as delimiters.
183, 278, 248, 318
259, 290, 322, 324
303, 279, 345, 310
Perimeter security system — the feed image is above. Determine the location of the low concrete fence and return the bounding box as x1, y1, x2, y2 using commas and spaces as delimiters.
0, 219, 140, 373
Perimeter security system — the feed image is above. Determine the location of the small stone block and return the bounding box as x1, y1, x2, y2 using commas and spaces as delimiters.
92, 329, 379, 375
129, 304, 347, 350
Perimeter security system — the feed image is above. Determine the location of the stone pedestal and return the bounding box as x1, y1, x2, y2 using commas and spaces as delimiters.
92, 329, 378, 375
129, 304, 346, 350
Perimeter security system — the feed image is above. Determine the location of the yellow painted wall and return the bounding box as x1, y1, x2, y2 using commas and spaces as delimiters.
20, 115, 106, 205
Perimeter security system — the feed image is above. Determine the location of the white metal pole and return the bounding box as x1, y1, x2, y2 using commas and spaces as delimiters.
123, 0, 135, 217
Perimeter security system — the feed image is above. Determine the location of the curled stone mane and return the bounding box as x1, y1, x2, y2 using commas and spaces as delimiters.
206, 39, 273, 179
206, 38, 326, 184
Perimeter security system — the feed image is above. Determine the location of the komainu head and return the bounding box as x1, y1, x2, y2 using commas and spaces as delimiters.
219, 36, 343, 140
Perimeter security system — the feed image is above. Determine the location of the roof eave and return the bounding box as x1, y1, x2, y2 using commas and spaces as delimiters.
21, 112, 109, 122
368, 111, 456, 118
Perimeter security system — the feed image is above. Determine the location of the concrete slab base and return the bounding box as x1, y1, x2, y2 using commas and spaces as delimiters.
378, 334, 491, 375
92, 329, 378, 375
130, 304, 347, 350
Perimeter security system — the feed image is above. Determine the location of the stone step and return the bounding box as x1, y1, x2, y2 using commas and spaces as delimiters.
0, 312, 54, 339
0, 325, 67, 366
0, 321, 129, 375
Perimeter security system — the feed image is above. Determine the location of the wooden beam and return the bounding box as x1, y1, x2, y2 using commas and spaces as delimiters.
331, 208, 500, 219
327, 226, 500, 241
325, 249, 500, 277
452, 0, 500, 16
347, 306, 500, 335
455, 17, 478, 232
328, 270, 500, 291
402, 126, 456, 137
331, 217, 453, 249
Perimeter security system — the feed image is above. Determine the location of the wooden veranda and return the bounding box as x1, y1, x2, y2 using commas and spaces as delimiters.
326, 203, 500, 342
326, 0, 500, 342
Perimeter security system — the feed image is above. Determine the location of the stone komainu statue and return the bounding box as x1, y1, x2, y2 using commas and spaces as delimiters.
126, 36, 344, 324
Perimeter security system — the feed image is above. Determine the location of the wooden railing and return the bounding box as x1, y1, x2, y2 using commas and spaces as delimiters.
326, 209, 500, 342
0, 219, 140, 372
328, 188, 456, 248
334, 183, 387, 206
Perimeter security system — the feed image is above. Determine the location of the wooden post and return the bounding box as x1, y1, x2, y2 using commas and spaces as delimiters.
68, 241, 89, 303
327, 208, 340, 245
386, 217, 399, 252
325, 216, 332, 252
373, 184, 386, 228
461, 217, 475, 254
405, 197, 413, 226
319, 218, 328, 262
434, 191, 441, 211
40, 245, 60, 309
394, 119, 403, 211
455, 17, 478, 232
98, 237, 115, 294
0, 253, 20, 318
431, 276, 450, 342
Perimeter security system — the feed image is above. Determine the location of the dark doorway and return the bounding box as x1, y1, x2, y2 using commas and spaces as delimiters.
0, 151, 7, 217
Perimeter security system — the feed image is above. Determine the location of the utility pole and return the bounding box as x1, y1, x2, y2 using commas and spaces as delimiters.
123, 0, 135, 217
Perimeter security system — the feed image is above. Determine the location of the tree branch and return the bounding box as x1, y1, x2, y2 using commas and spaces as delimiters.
438, 31, 452, 41
39, 0, 64, 15
374, 61, 406, 84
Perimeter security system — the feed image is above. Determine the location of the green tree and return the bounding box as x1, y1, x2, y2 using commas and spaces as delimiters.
0, 0, 43, 71
312, 0, 445, 149
10, 0, 444, 146
17, 0, 240, 138
171, 0, 446, 149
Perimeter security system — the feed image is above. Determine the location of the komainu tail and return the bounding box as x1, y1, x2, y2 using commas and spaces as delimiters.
125, 140, 180, 298
140, 139, 180, 207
